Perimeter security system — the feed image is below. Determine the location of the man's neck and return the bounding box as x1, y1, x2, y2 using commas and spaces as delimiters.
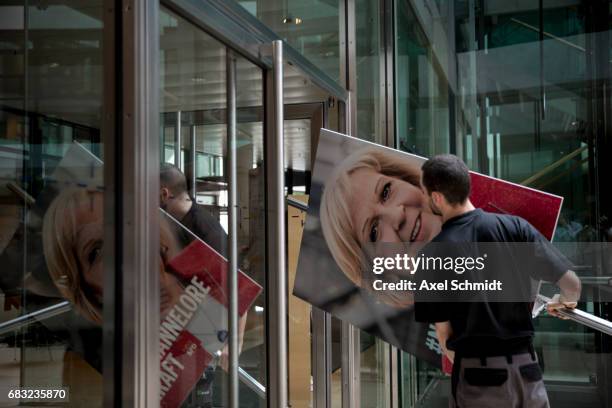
442, 200, 476, 223
172, 193, 193, 220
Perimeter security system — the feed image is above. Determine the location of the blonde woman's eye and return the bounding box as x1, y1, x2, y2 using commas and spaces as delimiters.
88, 244, 102, 265
381, 182, 391, 202
369, 220, 379, 243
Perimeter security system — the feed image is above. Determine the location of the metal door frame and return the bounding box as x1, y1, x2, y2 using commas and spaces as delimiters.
103, 0, 160, 407
116, 0, 351, 407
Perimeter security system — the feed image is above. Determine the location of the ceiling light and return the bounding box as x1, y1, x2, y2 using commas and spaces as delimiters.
283, 16, 302, 25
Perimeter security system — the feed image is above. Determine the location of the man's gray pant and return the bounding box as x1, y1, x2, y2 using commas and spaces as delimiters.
451, 353, 549, 408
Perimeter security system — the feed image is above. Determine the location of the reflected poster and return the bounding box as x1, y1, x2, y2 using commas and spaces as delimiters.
3, 143, 262, 408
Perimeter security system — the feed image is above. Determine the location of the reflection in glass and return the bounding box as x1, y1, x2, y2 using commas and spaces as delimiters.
355, 0, 383, 143
288, 195, 312, 408
235, 53, 266, 407
160, 7, 267, 407
360, 333, 389, 408
0, 2, 105, 406
395, 1, 449, 157
331, 317, 342, 408
237, 0, 341, 83
396, 1, 612, 406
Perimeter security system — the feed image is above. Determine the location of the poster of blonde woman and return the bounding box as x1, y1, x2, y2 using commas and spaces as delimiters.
293, 129, 564, 366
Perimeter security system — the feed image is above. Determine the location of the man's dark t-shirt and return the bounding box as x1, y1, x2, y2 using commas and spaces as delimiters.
178, 203, 228, 257
415, 208, 571, 356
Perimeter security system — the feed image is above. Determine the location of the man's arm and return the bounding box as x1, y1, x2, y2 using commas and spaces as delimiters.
547, 270, 581, 319
435, 321, 455, 363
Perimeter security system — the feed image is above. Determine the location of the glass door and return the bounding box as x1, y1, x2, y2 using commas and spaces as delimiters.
158, 1, 348, 407
160, 7, 268, 407
0, 2, 109, 406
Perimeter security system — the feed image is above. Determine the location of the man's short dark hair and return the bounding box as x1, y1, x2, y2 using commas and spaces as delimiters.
160, 163, 188, 195
421, 154, 471, 205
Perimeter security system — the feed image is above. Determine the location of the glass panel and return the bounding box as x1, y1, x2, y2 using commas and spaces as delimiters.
237, 0, 341, 83
0, 1, 106, 406
395, 0, 450, 156
360, 333, 389, 408
355, 0, 383, 143
160, 8, 267, 407
288, 195, 312, 408
331, 317, 342, 408
235, 53, 266, 407
454, 3, 604, 402
397, 1, 612, 406
354, 3, 390, 402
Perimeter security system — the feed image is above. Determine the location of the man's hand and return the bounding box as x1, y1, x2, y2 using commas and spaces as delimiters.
546, 293, 577, 320
549, 270, 581, 320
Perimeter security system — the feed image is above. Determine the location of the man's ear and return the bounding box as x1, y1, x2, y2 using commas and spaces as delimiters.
160, 187, 170, 201
431, 191, 444, 207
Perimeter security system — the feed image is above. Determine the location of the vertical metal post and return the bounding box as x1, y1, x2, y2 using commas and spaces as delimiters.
538, 0, 546, 120
378, 0, 394, 147
175, 110, 182, 168
382, 0, 395, 148
104, 0, 160, 407
226, 49, 239, 408
312, 308, 331, 408
405, 354, 418, 407
190, 124, 197, 197
446, 0, 459, 157
341, 3, 361, 404
265, 39, 287, 408
342, 0, 357, 136
389, 346, 398, 407
342, 321, 360, 408
378, 0, 386, 145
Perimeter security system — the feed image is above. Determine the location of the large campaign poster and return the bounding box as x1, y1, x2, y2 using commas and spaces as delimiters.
293, 129, 563, 367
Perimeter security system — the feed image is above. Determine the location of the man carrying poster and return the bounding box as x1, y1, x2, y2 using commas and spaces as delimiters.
294, 129, 572, 368
160, 163, 227, 255
416, 154, 582, 407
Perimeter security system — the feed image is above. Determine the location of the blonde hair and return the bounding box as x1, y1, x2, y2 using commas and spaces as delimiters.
320, 148, 421, 307
43, 188, 103, 323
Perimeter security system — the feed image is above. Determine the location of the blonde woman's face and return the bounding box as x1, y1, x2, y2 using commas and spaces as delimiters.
69, 193, 183, 318
348, 168, 441, 246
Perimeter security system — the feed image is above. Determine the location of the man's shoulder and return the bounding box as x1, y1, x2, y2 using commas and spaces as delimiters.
190, 203, 215, 220
479, 210, 525, 225
473, 210, 534, 241
181, 203, 228, 254
192, 204, 222, 225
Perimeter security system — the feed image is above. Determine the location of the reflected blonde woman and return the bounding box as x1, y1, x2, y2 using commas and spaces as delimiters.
320, 148, 442, 307
42, 188, 183, 324
43, 187, 247, 374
